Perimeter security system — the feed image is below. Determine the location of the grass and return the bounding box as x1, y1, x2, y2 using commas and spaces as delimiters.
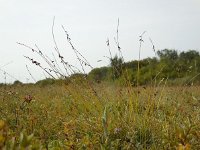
0, 82, 200, 149
1, 20, 200, 149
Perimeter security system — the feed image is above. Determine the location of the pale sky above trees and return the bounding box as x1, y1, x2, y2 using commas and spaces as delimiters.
0, 0, 200, 83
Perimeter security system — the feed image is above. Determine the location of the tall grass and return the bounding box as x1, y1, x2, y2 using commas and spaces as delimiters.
0, 20, 200, 149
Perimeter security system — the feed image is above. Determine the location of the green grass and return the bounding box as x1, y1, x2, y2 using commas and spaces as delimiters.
0, 81, 200, 149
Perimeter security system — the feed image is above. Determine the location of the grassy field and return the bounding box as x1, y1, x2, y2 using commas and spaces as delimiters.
0, 79, 200, 149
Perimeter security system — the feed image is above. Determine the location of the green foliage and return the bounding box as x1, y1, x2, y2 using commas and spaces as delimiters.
110, 55, 124, 79
89, 49, 200, 86
157, 49, 178, 61
69, 73, 87, 80
88, 67, 111, 82
36, 78, 68, 86
36, 78, 56, 86
13, 80, 23, 86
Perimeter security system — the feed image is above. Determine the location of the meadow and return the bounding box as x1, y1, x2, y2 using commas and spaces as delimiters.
0, 79, 200, 149
0, 24, 200, 149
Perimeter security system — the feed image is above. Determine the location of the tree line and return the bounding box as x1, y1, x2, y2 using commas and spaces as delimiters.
88, 49, 200, 85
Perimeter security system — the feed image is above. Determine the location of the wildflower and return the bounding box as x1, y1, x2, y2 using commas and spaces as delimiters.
24, 95, 33, 103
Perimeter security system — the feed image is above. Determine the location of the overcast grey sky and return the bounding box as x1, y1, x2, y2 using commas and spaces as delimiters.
0, 0, 200, 83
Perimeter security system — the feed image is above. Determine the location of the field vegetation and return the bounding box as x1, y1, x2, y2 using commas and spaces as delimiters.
1, 80, 200, 149
0, 23, 200, 149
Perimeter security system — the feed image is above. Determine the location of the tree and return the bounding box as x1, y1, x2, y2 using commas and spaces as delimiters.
110, 55, 124, 79
179, 50, 199, 63
13, 80, 23, 85
157, 49, 178, 61
88, 67, 111, 82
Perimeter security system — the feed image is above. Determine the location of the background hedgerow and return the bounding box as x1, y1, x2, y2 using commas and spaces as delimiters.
88, 49, 200, 86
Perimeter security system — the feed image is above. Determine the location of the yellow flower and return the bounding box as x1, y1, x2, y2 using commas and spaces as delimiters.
177, 143, 191, 150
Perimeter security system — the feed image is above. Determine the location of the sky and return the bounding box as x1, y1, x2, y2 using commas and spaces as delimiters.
0, 0, 200, 83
